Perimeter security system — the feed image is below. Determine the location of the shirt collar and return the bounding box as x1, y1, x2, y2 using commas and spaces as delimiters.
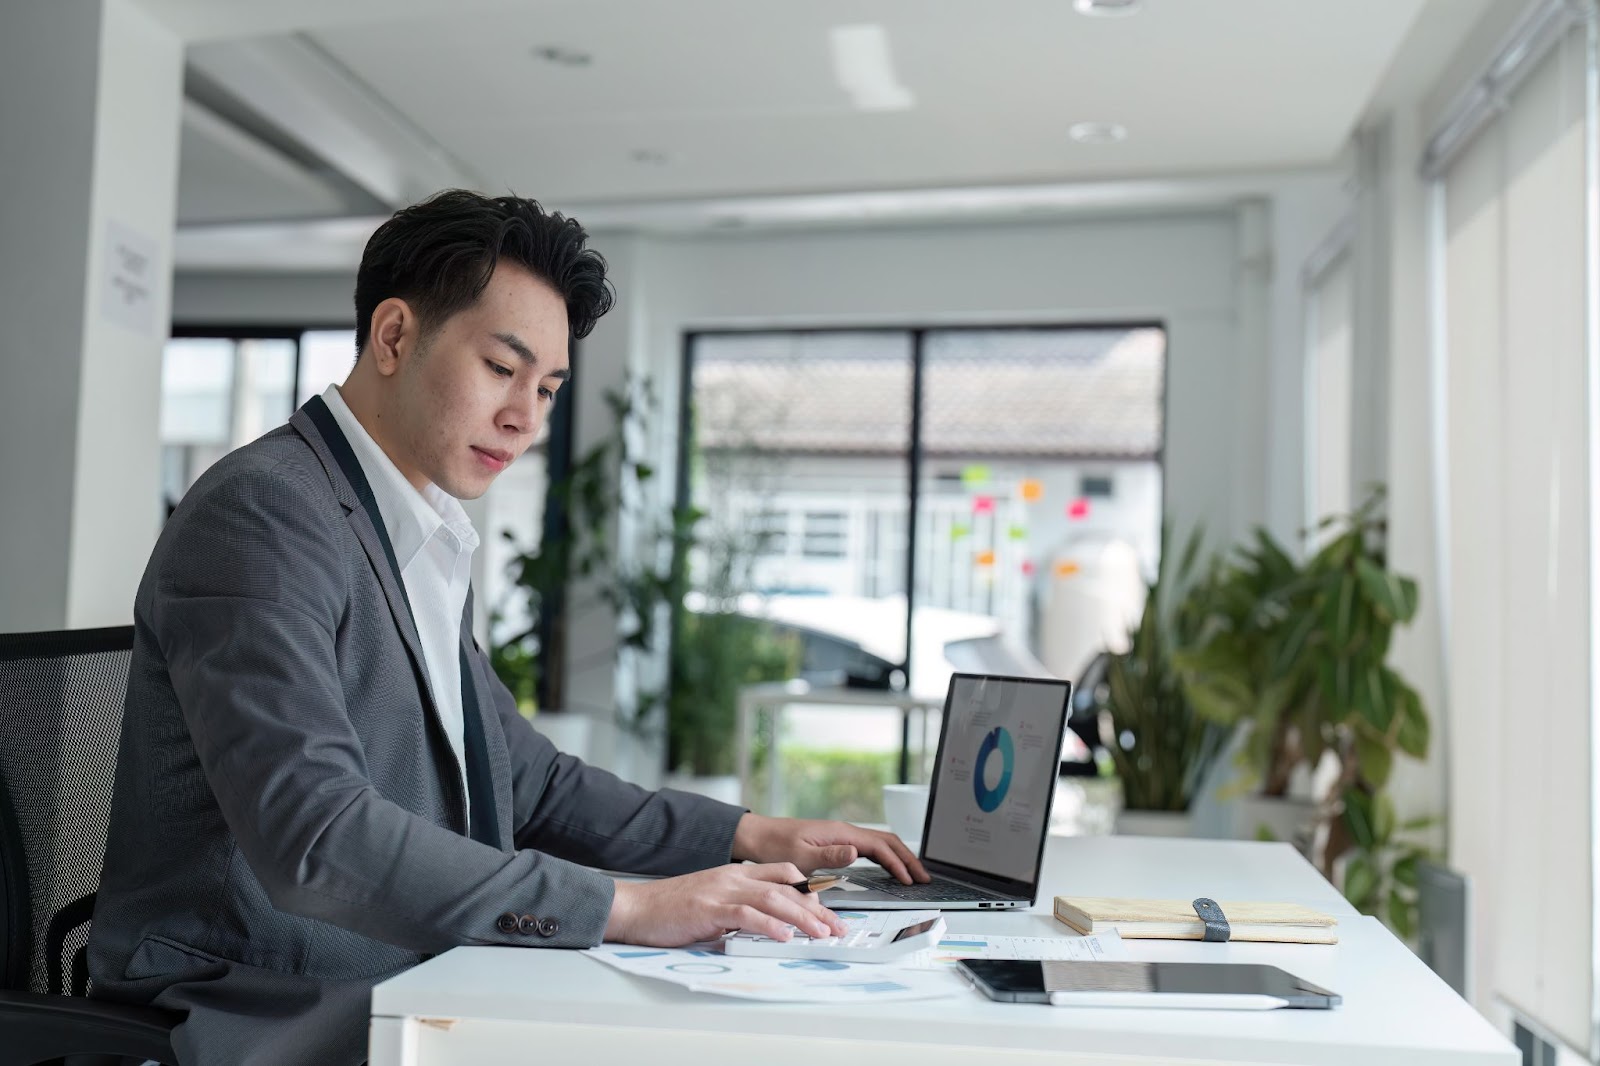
320, 385, 479, 569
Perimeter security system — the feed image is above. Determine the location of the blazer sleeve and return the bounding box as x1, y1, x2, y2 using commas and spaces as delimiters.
475, 645, 747, 875
152, 462, 617, 952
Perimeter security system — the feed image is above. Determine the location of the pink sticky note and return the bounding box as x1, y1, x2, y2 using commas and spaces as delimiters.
973, 495, 995, 516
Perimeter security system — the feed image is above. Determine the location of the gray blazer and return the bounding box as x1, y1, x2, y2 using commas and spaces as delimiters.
87, 404, 745, 1066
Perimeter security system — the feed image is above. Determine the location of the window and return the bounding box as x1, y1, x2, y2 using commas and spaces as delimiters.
802, 511, 848, 558
681, 324, 1165, 814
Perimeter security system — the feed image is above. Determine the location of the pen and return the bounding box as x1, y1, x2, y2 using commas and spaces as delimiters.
792, 876, 843, 894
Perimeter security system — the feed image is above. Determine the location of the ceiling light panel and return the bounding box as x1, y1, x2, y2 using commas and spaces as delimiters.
830, 24, 914, 112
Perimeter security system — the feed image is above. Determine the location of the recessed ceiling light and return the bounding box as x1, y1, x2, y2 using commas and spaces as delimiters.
1069, 122, 1128, 144
532, 45, 592, 67
1073, 0, 1142, 16
630, 149, 671, 166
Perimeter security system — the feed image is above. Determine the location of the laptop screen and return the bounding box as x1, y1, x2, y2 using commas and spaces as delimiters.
920, 674, 1071, 886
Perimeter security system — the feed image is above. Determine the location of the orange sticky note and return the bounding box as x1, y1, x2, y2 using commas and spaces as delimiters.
976, 551, 996, 567
1020, 479, 1044, 503
1054, 561, 1081, 578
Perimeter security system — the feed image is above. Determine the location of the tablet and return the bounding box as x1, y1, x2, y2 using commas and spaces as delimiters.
957, 959, 1341, 1010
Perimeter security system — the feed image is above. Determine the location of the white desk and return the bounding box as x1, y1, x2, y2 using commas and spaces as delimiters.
734, 681, 944, 813
369, 836, 1518, 1066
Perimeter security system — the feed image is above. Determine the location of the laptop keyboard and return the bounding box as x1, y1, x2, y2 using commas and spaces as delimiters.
847, 872, 1001, 902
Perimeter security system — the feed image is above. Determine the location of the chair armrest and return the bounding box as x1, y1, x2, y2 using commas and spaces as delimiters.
0, 989, 180, 1066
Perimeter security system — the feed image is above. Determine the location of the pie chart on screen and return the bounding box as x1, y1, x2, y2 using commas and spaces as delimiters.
973, 726, 1014, 812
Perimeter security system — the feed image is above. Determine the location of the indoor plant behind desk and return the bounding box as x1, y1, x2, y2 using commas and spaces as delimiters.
1172, 487, 1435, 937
1094, 526, 1232, 837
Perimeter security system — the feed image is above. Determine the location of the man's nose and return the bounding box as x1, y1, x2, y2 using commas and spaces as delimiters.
503, 388, 540, 436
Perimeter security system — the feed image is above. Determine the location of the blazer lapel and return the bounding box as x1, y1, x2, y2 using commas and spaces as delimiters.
460, 586, 512, 848
289, 403, 468, 827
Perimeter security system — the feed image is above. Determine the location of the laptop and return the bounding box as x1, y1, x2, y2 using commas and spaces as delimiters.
817, 672, 1072, 911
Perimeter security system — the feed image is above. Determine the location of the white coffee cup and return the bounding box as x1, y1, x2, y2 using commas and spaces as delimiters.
882, 783, 931, 843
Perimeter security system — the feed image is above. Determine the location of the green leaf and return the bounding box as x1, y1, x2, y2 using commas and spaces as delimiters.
1356, 557, 1401, 622
1344, 854, 1378, 909
1393, 854, 1419, 888
1344, 790, 1376, 850
1388, 888, 1416, 940
1353, 666, 1391, 732
1374, 791, 1397, 845
1396, 576, 1420, 624
1394, 681, 1430, 759
1354, 731, 1394, 788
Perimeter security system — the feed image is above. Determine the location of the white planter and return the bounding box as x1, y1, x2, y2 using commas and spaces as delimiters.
662, 773, 742, 806
1232, 794, 1318, 853
1115, 808, 1194, 838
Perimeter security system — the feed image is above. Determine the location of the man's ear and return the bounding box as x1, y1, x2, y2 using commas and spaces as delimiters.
366, 298, 417, 377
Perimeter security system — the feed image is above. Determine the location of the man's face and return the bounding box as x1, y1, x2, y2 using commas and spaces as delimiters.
387, 261, 570, 500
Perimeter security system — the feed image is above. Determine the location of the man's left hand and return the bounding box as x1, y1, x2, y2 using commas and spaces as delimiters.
732, 814, 930, 884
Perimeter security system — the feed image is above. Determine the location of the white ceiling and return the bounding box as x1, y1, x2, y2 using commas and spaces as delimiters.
144, 0, 1507, 259
303, 0, 1425, 203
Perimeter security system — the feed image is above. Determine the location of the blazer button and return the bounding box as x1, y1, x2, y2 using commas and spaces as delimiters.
517, 914, 540, 935
496, 913, 519, 934
537, 917, 560, 938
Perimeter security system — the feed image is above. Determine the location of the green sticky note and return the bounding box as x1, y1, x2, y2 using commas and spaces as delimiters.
951, 523, 971, 541
960, 464, 990, 489
1008, 524, 1027, 541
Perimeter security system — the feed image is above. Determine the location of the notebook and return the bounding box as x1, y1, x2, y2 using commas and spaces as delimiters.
1054, 897, 1339, 944
816, 673, 1073, 910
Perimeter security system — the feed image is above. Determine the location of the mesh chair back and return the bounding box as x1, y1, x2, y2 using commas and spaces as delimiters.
0, 626, 133, 998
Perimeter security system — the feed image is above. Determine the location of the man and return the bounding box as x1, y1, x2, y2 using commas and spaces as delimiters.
88, 190, 927, 1066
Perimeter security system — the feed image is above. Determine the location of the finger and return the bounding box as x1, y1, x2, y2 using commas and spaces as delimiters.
754, 885, 836, 939
802, 895, 849, 937
811, 843, 857, 871
740, 862, 806, 885
855, 829, 926, 883
727, 903, 794, 942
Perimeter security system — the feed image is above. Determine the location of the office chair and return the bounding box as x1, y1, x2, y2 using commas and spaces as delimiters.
0, 626, 179, 1066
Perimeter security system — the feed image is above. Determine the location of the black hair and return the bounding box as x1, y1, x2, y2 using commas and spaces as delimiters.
353, 189, 614, 356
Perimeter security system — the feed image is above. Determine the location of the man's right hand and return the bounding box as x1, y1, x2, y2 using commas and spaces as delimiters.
605, 863, 849, 947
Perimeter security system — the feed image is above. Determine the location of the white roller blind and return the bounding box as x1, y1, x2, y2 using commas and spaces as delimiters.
1307, 251, 1353, 528
1441, 27, 1591, 1050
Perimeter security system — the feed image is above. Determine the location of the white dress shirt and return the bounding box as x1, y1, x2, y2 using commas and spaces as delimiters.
322, 385, 479, 820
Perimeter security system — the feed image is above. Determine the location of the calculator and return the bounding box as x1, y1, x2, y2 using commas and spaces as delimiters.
723, 912, 947, 963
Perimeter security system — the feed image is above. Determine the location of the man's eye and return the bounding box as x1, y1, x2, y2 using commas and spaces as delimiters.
538, 386, 556, 401
488, 361, 514, 378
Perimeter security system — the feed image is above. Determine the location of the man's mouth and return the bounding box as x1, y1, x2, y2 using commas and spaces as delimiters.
471, 446, 513, 472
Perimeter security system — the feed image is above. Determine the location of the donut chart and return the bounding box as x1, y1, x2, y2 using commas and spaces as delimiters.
973, 726, 1014, 812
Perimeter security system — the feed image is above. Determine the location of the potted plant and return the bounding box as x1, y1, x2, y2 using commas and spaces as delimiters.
1173, 488, 1435, 935
1093, 526, 1233, 836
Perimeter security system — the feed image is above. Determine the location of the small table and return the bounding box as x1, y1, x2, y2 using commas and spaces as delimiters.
734, 681, 945, 813
369, 836, 1518, 1066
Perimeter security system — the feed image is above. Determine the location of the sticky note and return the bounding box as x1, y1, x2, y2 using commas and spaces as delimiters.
1020, 479, 1043, 503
